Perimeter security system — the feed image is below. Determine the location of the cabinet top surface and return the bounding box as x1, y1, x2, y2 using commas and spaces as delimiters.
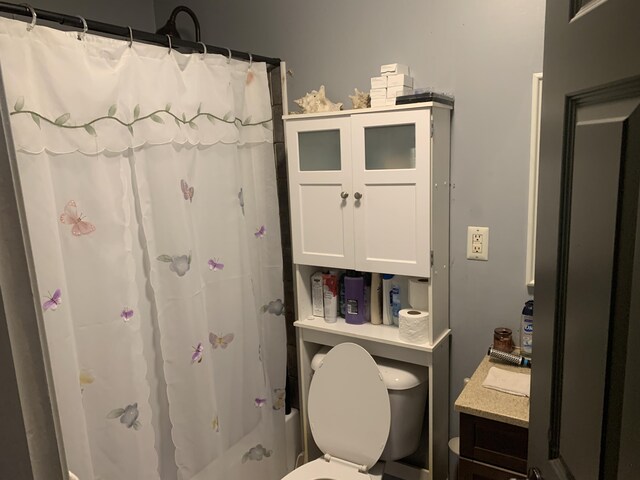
294, 316, 450, 353
454, 354, 531, 428
282, 101, 452, 121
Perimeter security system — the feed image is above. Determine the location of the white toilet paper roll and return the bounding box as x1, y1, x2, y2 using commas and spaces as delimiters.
399, 309, 431, 344
408, 277, 429, 310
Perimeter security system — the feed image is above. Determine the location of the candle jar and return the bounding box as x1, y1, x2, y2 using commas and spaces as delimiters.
493, 327, 514, 353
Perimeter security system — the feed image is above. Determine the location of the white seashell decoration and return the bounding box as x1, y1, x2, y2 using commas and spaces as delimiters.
349, 88, 371, 109
294, 85, 343, 113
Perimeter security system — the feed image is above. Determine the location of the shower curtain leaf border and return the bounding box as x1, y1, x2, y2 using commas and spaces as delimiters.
10, 103, 272, 134
55, 112, 70, 125
14, 95, 24, 111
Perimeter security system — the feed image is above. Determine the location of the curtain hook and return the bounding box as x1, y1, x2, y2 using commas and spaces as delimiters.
166, 34, 172, 54
127, 26, 133, 48
198, 41, 207, 59
226, 47, 232, 64
21, 4, 36, 31
75, 15, 87, 41
248, 53, 253, 69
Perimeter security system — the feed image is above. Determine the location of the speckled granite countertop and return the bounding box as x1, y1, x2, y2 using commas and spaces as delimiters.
454, 354, 531, 428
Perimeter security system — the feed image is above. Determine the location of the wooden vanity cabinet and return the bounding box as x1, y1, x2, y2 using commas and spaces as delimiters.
454, 355, 531, 480
458, 413, 527, 480
458, 458, 526, 480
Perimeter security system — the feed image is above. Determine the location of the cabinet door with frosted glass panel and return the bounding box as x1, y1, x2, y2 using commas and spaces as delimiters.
286, 117, 355, 269
351, 109, 431, 276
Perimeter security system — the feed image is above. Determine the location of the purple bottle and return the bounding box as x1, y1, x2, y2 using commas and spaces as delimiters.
344, 271, 366, 324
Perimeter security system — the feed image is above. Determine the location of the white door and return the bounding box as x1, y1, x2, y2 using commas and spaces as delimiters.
286, 117, 355, 269
351, 109, 431, 276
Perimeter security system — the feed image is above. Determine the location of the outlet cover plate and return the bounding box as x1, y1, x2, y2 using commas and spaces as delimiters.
467, 226, 489, 261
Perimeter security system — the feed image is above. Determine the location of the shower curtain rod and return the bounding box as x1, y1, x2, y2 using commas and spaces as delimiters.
0, 1, 281, 67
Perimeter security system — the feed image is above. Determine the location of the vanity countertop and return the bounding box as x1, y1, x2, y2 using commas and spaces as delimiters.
454, 354, 531, 428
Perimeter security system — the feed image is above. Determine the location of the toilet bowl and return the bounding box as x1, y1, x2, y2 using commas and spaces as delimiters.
282, 342, 428, 480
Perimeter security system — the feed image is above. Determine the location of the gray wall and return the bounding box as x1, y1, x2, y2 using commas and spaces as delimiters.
154, 0, 545, 438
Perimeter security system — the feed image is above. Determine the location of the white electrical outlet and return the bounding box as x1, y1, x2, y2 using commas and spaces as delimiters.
467, 226, 489, 261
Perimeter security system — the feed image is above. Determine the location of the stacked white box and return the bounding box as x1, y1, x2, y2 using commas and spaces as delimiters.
370, 76, 388, 89
370, 63, 414, 107
381, 63, 410, 76
387, 74, 413, 88
370, 88, 387, 100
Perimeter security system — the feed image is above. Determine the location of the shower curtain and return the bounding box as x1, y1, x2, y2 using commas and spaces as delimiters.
0, 17, 286, 480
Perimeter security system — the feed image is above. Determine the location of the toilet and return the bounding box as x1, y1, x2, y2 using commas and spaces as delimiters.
282, 343, 429, 480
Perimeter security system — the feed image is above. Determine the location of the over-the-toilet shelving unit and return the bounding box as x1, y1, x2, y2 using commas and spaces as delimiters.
284, 102, 452, 480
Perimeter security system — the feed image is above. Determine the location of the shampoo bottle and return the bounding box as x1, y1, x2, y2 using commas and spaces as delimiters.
311, 271, 324, 318
364, 272, 372, 322
338, 272, 346, 317
322, 272, 338, 323
370, 273, 382, 325
344, 271, 366, 324
390, 280, 401, 325
382, 274, 394, 325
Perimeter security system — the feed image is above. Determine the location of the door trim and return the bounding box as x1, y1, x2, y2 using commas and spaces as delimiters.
542, 77, 640, 477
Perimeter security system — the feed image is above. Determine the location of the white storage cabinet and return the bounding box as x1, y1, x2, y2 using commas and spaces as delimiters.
283, 102, 452, 480
285, 105, 436, 277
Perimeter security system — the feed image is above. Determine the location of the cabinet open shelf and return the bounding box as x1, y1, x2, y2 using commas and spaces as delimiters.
295, 316, 450, 352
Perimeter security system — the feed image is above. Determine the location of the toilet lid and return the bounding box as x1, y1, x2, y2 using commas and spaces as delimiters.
308, 343, 391, 470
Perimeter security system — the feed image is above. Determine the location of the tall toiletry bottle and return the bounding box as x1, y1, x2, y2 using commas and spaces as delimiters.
338, 272, 346, 318
382, 274, 394, 325
311, 271, 324, 318
322, 272, 338, 323
344, 271, 366, 324
370, 273, 382, 325
390, 278, 401, 325
364, 272, 372, 322
520, 300, 534, 356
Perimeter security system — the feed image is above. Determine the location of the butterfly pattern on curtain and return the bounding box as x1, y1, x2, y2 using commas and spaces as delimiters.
36, 152, 287, 475
59, 200, 96, 236
1, 15, 287, 480
44, 177, 279, 462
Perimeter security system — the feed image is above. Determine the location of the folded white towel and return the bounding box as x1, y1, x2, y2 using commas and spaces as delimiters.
482, 366, 531, 397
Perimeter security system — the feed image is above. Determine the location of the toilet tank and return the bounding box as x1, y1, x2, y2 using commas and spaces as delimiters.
311, 347, 429, 461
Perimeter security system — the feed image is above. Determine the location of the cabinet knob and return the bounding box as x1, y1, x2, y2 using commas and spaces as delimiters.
340, 191, 349, 199
354, 192, 363, 200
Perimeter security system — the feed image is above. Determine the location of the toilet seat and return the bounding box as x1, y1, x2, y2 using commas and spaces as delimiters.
308, 343, 391, 470
282, 457, 370, 480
